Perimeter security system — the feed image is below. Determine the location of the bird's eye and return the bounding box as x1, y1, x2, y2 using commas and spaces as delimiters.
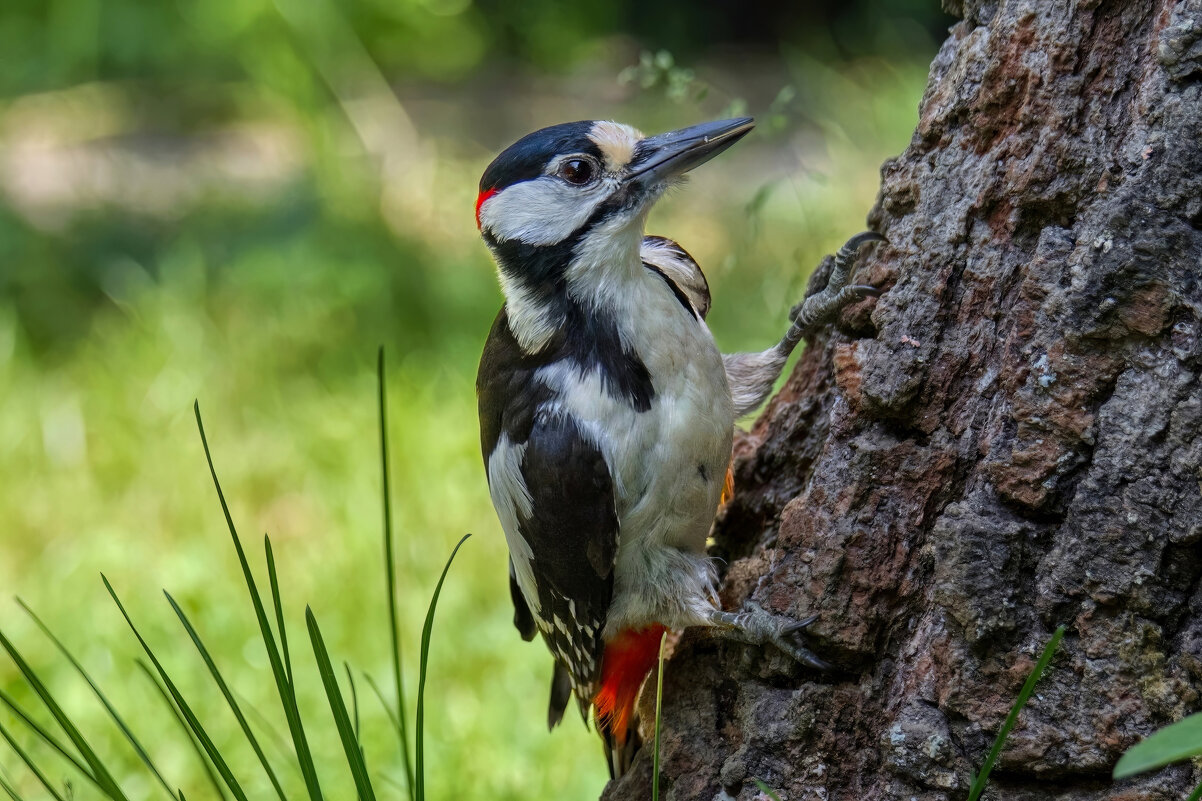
558, 159, 595, 185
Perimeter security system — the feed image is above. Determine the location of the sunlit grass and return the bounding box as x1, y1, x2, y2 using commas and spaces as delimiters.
0, 373, 483, 801
0, 287, 609, 797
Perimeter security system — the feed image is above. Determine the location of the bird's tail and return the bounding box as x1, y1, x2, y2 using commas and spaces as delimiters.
593, 624, 666, 779
601, 718, 641, 780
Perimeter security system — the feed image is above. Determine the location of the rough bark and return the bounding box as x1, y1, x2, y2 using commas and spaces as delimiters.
605, 1, 1202, 799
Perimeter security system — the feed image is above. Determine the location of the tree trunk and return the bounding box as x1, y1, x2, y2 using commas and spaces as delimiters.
605, 1, 1202, 799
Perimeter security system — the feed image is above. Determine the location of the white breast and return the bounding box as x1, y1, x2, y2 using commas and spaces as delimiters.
541, 267, 734, 556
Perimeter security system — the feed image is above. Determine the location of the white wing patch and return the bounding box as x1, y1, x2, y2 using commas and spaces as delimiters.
487, 434, 538, 606
640, 237, 710, 319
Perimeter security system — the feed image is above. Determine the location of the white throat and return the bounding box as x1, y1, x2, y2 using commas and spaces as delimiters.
564, 210, 649, 314
500, 210, 649, 353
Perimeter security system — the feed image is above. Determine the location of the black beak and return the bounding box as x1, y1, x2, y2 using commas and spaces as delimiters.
628, 117, 755, 185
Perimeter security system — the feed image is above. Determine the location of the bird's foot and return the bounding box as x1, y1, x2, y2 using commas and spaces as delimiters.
789, 231, 886, 332
709, 601, 829, 670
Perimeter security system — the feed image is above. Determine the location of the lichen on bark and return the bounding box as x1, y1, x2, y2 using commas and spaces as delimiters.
605, 1, 1202, 799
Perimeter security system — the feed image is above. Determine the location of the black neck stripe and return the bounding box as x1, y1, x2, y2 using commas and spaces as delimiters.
481, 185, 654, 412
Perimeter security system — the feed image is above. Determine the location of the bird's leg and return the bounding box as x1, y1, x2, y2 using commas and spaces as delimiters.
723, 231, 885, 418
780, 230, 886, 351
711, 234, 886, 659
708, 601, 829, 670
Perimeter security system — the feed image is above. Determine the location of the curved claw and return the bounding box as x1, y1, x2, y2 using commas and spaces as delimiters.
709, 606, 830, 671
776, 613, 827, 669
780, 614, 820, 636
843, 230, 888, 250
788, 610, 817, 630
777, 640, 830, 672
831, 231, 886, 276
785, 232, 886, 334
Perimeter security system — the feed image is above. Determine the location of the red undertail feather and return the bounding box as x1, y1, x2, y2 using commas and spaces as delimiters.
593, 624, 667, 746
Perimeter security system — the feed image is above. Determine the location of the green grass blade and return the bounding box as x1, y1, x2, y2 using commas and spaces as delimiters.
163, 591, 288, 801
415, 533, 471, 801
1114, 711, 1202, 779
363, 674, 401, 734
752, 779, 783, 801
0, 626, 129, 801
343, 664, 361, 747
364, 673, 418, 792
0, 689, 96, 788
135, 661, 228, 801
0, 766, 28, 801
306, 608, 377, 801
233, 693, 292, 765
0, 714, 67, 801
379, 774, 408, 795
194, 403, 325, 801
16, 599, 176, 799
967, 624, 1065, 801
104, 576, 249, 801
652, 630, 667, 801
378, 347, 415, 801
264, 538, 294, 687
362, 671, 408, 767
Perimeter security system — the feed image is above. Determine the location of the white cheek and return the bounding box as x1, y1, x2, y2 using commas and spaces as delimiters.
480, 177, 611, 246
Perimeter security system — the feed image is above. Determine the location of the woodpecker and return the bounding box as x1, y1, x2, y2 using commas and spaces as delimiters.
475, 118, 882, 777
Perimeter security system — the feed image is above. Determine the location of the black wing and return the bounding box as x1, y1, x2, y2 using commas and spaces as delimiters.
509, 557, 536, 642
478, 308, 619, 721
518, 409, 617, 707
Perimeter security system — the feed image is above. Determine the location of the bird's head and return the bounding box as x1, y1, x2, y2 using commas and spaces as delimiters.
476, 117, 753, 264
476, 118, 752, 351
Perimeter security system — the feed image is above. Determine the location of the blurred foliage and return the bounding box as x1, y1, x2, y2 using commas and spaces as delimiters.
1, 0, 951, 95
0, 0, 947, 798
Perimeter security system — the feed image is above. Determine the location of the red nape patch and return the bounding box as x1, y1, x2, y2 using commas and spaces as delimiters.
475, 187, 498, 229
593, 624, 667, 746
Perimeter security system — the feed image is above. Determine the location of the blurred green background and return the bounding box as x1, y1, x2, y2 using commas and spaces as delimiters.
0, 0, 949, 798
